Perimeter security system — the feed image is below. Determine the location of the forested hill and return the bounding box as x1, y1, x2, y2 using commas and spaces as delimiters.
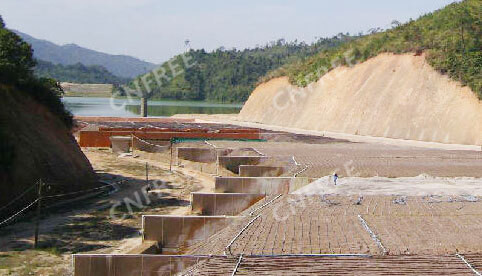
270, 0, 481, 99
130, 37, 353, 103
35, 60, 130, 84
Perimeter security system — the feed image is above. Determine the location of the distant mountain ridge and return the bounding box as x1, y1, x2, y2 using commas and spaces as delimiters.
35, 60, 129, 84
13, 30, 157, 78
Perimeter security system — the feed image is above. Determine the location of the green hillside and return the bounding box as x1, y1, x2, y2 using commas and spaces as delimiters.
130, 37, 353, 103
35, 60, 130, 84
272, 0, 481, 99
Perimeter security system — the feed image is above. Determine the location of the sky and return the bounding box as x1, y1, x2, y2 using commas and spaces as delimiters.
0, 0, 459, 64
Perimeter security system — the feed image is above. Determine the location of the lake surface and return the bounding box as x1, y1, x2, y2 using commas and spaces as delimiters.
62, 97, 243, 117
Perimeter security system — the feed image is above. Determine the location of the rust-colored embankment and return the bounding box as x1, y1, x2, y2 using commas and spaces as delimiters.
78, 127, 261, 147
239, 53, 482, 145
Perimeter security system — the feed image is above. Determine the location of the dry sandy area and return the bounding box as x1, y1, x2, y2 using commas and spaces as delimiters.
205, 139, 482, 178
294, 175, 482, 196
0, 148, 214, 276
174, 113, 481, 152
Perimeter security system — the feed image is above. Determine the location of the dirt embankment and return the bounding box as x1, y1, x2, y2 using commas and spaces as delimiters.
0, 86, 97, 215
239, 53, 482, 145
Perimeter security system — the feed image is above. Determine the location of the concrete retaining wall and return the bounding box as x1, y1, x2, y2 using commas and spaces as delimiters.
132, 137, 170, 153
239, 165, 284, 177
142, 215, 238, 253
214, 177, 315, 194
73, 254, 208, 276
177, 147, 234, 164
176, 148, 231, 174
177, 147, 216, 163
217, 156, 269, 174
191, 193, 264, 216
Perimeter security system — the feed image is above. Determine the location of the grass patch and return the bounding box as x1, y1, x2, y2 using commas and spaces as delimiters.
34, 246, 62, 256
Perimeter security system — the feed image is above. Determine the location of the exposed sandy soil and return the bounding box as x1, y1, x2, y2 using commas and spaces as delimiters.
0, 86, 97, 218
205, 140, 482, 178
173, 113, 482, 151
238, 53, 482, 145
0, 148, 214, 276
295, 175, 482, 196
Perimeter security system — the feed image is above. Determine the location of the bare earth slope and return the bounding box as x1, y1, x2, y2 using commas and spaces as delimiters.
0, 86, 97, 215
239, 53, 482, 145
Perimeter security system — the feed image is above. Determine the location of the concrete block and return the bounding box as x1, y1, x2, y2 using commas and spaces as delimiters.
214, 177, 316, 194
73, 254, 208, 276
126, 241, 159, 254
239, 165, 284, 177
132, 138, 170, 153
217, 156, 269, 174
191, 193, 264, 216
109, 136, 131, 153
142, 215, 238, 253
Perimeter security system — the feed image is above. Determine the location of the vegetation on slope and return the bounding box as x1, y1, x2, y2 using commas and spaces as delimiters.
131, 37, 353, 102
271, 0, 481, 99
0, 16, 72, 127
35, 60, 130, 84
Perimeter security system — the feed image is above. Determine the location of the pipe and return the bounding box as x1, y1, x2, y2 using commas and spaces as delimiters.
224, 215, 261, 256
456, 253, 482, 276
231, 254, 243, 276
293, 165, 309, 177
357, 214, 387, 255
249, 194, 282, 216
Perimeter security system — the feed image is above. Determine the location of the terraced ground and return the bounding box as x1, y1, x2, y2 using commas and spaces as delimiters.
186, 195, 482, 257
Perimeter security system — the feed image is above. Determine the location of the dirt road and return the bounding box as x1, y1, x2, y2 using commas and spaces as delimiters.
0, 148, 214, 276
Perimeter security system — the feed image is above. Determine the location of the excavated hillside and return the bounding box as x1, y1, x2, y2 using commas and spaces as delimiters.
0, 85, 97, 218
239, 53, 482, 145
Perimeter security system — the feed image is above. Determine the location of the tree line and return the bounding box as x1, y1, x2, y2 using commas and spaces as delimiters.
35, 60, 130, 84
0, 16, 72, 127
274, 0, 481, 99
130, 36, 353, 103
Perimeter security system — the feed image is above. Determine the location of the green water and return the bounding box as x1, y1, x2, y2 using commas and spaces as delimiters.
62, 97, 243, 117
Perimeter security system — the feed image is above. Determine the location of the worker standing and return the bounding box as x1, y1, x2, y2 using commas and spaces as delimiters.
333, 173, 338, 185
